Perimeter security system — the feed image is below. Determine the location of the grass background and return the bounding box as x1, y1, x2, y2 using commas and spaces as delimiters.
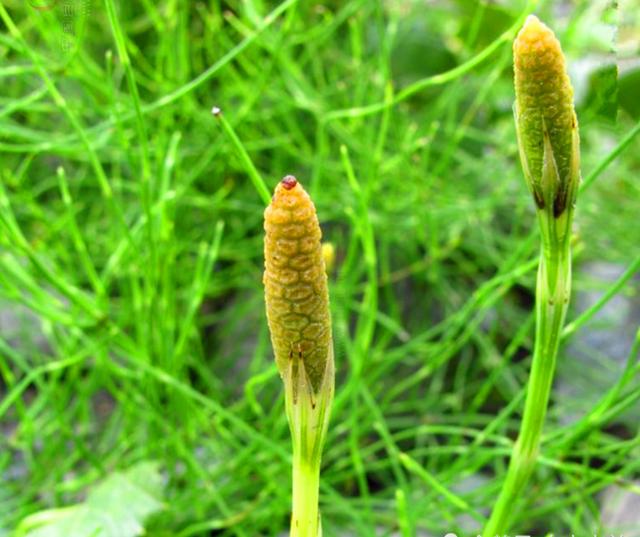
1, 0, 639, 535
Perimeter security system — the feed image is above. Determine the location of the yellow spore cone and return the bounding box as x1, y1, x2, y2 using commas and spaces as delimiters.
263, 176, 332, 394
514, 15, 580, 217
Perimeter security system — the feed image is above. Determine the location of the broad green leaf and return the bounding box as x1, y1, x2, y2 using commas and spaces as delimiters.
15, 462, 164, 537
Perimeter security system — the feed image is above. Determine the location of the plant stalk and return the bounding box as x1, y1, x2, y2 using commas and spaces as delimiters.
286, 356, 332, 537
291, 452, 322, 537
483, 212, 572, 536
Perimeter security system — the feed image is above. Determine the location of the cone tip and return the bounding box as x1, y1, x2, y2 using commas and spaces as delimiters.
517, 14, 552, 42
281, 175, 298, 190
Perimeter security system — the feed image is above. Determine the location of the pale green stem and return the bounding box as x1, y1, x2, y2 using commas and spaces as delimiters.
291, 452, 322, 537
483, 212, 572, 537
285, 354, 333, 537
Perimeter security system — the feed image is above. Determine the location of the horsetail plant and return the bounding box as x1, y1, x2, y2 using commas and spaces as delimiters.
483, 16, 581, 536
264, 176, 334, 537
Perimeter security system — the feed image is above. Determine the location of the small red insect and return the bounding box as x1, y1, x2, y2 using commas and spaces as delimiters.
281, 175, 297, 190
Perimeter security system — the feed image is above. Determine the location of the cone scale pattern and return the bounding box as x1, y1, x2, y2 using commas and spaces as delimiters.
263, 176, 332, 393
514, 15, 579, 217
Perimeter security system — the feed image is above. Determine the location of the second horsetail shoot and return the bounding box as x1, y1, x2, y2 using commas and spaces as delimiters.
483, 15, 582, 537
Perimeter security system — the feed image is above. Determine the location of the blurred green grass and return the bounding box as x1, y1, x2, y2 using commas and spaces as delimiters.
1, 0, 639, 535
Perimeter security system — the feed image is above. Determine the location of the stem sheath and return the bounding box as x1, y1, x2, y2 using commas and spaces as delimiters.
286, 355, 332, 537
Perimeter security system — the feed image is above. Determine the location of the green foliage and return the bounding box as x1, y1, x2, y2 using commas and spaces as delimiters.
14, 462, 164, 537
0, 0, 639, 535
